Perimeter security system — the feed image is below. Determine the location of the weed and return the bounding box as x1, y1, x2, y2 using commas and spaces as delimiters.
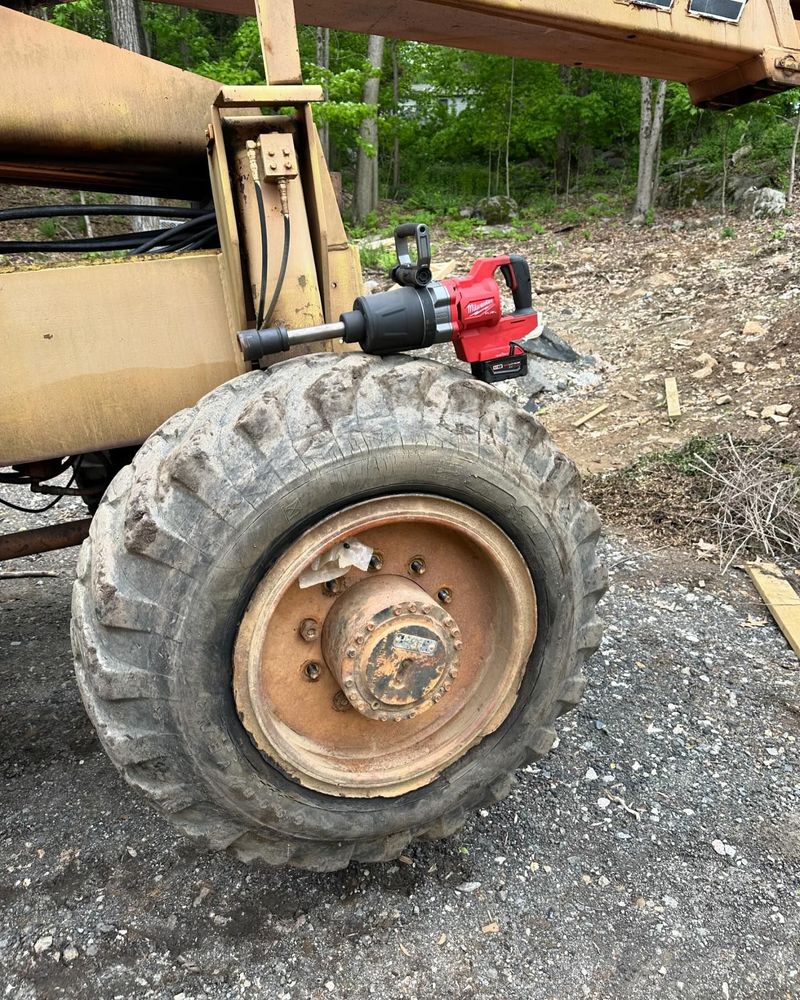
359, 245, 395, 272
720, 225, 735, 239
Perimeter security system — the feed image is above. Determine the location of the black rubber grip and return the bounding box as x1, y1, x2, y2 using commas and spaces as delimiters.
238, 325, 289, 361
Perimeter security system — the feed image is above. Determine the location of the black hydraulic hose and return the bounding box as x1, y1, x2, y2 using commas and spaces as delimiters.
179, 224, 220, 252
262, 212, 291, 330
254, 181, 269, 331
0, 204, 203, 223
0, 231, 172, 253
126, 212, 217, 256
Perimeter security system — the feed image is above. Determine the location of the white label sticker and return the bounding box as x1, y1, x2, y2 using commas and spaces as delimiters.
393, 632, 437, 655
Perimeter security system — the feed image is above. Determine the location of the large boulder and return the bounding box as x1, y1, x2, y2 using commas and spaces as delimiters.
476, 195, 518, 224
739, 187, 787, 218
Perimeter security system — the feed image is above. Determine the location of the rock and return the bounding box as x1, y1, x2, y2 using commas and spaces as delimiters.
739, 187, 786, 218
584, 767, 599, 782
742, 320, 766, 336
455, 881, 481, 894
715, 395, 732, 405
459, 206, 475, 218
711, 839, 726, 856
33, 935, 53, 954
62, 944, 79, 963
475, 195, 518, 224
731, 361, 747, 375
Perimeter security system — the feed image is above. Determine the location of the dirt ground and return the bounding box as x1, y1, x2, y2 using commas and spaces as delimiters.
424, 210, 800, 473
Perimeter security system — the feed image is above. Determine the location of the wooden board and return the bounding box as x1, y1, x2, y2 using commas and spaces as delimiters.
573, 403, 609, 429
664, 377, 681, 420
745, 562, 800, 659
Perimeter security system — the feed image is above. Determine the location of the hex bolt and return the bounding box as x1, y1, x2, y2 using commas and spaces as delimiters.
409, 604, 417, 613
454, 640, 463, 650
323, 579, 342, 596
347, 648, 356, 659
437, 588, 453, 605
304, 661, 321, 682
345, 678, 355, 688
332, 691, 351, 712
269, 163, 278, 171
409, 557, 426, 575
299, 618, 319, 642
449, 667, 459, 678
369, 552, 384, 571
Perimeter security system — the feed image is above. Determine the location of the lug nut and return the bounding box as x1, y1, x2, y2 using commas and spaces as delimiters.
299, 618, 318, 642
409, 557, 426, 575
437, 588, 453, 605
332, 691, 351, 711
303, 661, 321, 681
323, 578, 343, 595
369, 552, 384, 571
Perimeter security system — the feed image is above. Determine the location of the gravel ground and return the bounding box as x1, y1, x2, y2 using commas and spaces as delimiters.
1, 509, 799, 1000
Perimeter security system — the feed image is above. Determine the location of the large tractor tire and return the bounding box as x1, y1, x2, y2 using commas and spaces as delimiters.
71, 353, 605, 871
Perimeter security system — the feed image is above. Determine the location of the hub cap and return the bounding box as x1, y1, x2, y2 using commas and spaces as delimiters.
233, 496, 537, 797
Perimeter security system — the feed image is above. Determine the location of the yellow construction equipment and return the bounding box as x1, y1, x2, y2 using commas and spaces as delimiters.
0, 0, 796, 869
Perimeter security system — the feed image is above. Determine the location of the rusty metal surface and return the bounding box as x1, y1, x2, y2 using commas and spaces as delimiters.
152, 0, 799, 106
0, 518, 91, 561
232, 135, 324, 356
321, 575, 461, 721
0, 253, 244, 465
232, 496, 537, 798
0, 9, 220, 197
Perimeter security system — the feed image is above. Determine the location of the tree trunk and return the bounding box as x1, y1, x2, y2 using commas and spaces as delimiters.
106, 0, 149, 231
315, 27, 330, 162
555, 65, 573, 193
391, 40, 400, 195
788, 112, 800, 205
504, 58, 515, 199
353, 34, 385, 224
631, 77, 667, 223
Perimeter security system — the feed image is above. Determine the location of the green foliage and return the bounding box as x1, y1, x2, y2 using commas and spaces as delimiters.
358, 245, 395, 271
36, 219, 58, 239
559, 207, 585, 225
442, 219, 479, 239
721, 225, 735, 239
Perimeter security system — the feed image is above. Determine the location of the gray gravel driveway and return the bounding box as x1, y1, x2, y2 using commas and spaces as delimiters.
1, 530, 798, 1000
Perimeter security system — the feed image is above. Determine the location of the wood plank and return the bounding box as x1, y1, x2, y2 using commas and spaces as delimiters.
664, 377, 681, 420
253, 0, 302, 85
745, 562, 800, 658
572, 403, 609, 428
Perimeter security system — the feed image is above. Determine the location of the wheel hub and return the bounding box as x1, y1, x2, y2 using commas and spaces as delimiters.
322, 576, 461, 721
232, 495, 537, 797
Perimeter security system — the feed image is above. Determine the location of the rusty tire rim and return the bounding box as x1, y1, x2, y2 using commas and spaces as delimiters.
233, 495, 537, 797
